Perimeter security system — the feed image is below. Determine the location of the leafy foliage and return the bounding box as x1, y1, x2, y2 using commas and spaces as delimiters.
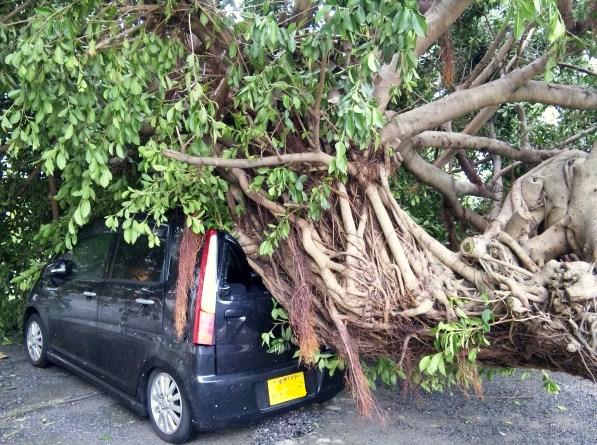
417, 307, 492, 392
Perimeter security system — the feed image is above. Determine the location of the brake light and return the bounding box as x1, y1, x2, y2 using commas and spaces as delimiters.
192, 229, 218, 345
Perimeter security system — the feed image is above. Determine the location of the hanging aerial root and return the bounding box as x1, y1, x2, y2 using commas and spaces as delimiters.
287, 232, 320, 363
174, 228, 202, 339
328, 301, 380, 418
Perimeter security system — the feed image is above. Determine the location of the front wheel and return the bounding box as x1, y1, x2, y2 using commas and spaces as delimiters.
25, 314, 48, 367
147, 370, 194, 444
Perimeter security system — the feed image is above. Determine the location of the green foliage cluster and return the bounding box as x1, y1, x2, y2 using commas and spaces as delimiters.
363, 357, 406, 389
0, 0, 433, 247
417, 309, 491, 391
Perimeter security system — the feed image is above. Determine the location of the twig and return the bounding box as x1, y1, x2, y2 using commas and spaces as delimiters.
557, 63, 597, 77
95, 22, 143, 51
549, 125, 597, 150
0, 0, 35, 25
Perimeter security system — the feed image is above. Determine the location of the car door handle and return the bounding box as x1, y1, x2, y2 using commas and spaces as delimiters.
224, 309, 245, 319
83, 291, 96, 298
135, 298, 155, 305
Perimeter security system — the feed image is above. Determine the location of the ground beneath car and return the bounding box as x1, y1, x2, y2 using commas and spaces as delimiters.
0, 342, 595, 445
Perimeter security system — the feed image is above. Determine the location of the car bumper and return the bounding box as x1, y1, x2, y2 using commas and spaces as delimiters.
188, 362, 345, 431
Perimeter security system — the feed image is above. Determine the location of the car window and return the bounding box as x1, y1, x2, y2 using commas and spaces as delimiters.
64, 234, 113, 280
224, 244, 252, 286
110, 236, 166, 282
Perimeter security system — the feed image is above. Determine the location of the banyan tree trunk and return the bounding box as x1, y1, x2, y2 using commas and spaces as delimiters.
167, 145, 597, 415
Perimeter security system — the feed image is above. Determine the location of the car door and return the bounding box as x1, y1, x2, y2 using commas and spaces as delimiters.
48, 232, 113, 372
96, 228, 167, 394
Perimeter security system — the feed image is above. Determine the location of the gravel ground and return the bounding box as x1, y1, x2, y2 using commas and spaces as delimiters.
0, 341, 596, 445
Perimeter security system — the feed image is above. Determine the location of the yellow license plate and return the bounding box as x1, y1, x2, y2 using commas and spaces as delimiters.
267, 371, 307, 406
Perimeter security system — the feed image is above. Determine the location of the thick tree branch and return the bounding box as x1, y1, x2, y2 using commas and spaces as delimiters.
516, 105, 530, 150
509, 81, 597, 109
468, 34, 515, 88
414, 131, 561, 163
163, 149, 334, 169
373, 0, 472, 110
397, 140, 488, 231
433, 106, 501, 168
436, 25, 534, 168
487, 123, 504, 220
459, 26, 510, 89
383, 56, 591, 145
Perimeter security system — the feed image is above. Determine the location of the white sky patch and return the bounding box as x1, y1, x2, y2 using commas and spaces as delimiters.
540, 106, 560, 125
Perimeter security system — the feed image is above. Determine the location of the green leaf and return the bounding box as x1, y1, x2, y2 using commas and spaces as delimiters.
56, 152, 67, 170
437, 355, 446, 375
367, 52, 379, 73
54, 46, 64, 65
419, 355, 431, 372
64, 124, 74, 140
548, 17, 566, 43
73, 207, 84, 226
80, 199, 91, 218
427, 353, 443, 375
1, 115, 11, 130
99, 168, 112, 188
9, 110, 21, 125
130, 80, 142, 95
35, 7, 53, 16
412, 14, 427, 37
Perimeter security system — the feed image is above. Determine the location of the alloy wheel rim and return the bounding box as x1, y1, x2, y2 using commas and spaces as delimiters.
27, 321, 43, 362
150, 373, 183, 435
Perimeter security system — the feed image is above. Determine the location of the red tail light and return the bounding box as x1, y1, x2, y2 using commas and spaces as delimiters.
192, 229, 218, 345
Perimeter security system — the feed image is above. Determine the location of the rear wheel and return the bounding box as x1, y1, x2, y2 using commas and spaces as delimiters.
147, 370, 194, 444
25, 314, 48, 367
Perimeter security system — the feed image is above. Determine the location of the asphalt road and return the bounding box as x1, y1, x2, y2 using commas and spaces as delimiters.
0, 342, 596, 445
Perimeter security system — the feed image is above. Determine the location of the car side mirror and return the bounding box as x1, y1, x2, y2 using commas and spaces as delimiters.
48, 259, 73, 279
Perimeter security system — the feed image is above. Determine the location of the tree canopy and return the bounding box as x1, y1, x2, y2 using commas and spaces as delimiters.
1, 0, 596, 412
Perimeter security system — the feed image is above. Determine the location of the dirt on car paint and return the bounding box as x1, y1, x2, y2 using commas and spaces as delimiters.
0, 342, 596, 445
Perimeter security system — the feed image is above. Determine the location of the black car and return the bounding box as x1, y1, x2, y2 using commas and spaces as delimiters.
23, 220, 344, 443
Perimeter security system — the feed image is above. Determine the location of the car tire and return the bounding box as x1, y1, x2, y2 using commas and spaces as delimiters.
24, 314, 49, 368
146, 369, 194, 444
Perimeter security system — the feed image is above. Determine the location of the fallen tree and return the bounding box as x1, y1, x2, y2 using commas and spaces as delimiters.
1, 0, 596, 414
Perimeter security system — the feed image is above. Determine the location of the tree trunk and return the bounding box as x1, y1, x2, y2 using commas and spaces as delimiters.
168, 146, 597, 415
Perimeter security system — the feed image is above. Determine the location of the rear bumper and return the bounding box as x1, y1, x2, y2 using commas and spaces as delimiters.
188, 362, 344, 431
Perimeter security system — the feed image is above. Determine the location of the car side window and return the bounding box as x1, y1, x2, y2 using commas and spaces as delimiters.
64, 234, 113, 281
110, 236, 166, 282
